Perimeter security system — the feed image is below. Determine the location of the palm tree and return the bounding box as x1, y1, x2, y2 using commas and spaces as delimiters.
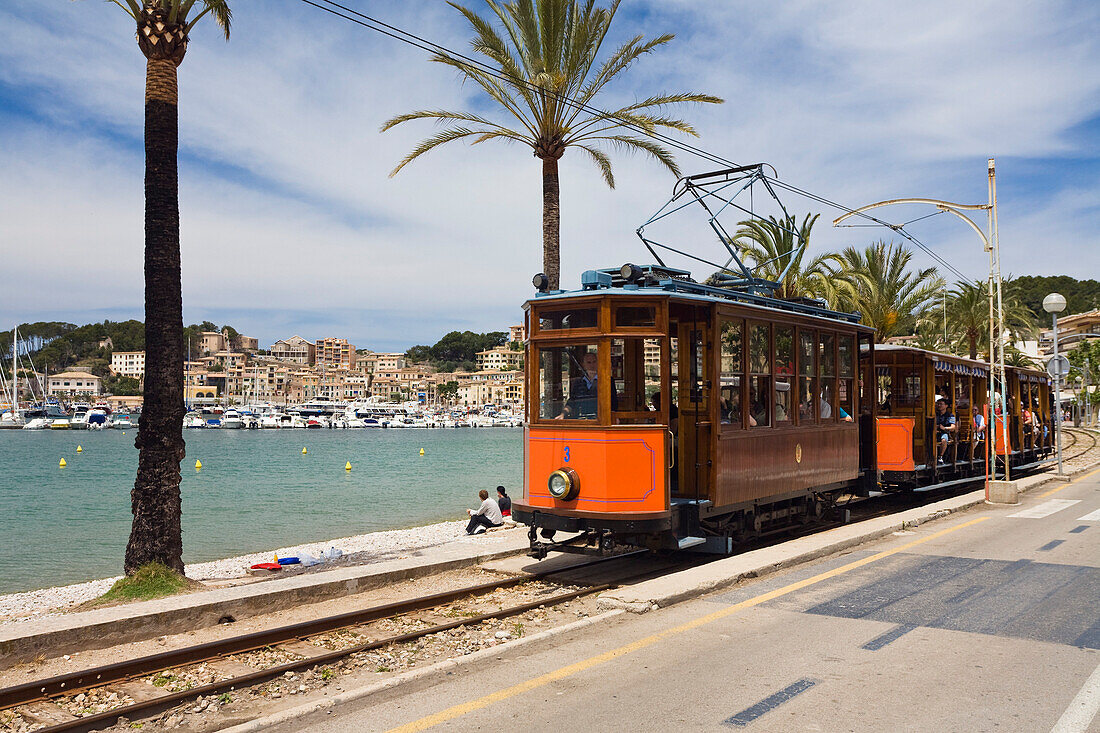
944, 279, 1037, 360
109, 0, 231, 575
731, 214, 849, 305
382, 0, 722, 290
835, 241, 944, 341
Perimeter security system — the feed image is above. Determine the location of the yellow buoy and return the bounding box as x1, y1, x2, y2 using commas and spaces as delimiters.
274, 553, 279, 563
59, 458, 67, 467
76, 445, 83, 453
195, 459, 202, 469
302, 447, 308, 455
419, 448, 425, 456
345, 461, 352, 471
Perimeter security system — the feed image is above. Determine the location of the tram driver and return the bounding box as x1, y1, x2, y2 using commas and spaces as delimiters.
559, 350, 617, 419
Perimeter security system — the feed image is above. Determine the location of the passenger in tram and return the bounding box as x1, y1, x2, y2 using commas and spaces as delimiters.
935, 398, 957, 463
749, 380, 768, 427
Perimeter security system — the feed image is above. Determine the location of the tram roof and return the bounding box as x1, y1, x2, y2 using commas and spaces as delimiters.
872, 344, 1048, 379
527, 267, 871, 330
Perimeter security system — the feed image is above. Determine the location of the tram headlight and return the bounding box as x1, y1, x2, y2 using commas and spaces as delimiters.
620, 263, 643, 283
547, 468, 579, 501
532, 272, 550, 293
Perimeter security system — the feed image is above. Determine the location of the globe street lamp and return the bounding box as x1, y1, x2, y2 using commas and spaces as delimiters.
1043, 292, 1067, 477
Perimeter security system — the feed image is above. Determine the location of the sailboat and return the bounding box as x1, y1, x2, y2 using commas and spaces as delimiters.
0, 327, 25, 429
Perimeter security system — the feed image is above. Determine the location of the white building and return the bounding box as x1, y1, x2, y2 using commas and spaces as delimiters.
47, 371, 102, 396
110, 351, 146, 378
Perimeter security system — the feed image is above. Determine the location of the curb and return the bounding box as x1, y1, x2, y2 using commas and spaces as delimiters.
217, 610, 624, 733
0, 543, 529, 666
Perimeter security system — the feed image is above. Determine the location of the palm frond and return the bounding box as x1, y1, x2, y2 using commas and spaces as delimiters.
107, 0, 141, 20
576, 144, 614, 187
388, 127, 486, 177
584, 134, 679, 176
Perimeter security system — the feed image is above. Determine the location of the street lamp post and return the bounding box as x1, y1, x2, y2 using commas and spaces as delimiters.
1044, 292, 1067, 477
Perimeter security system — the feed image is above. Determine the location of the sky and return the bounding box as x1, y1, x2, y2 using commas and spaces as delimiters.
1, 0, 1098, 352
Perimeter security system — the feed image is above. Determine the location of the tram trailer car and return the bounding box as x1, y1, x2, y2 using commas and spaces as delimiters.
513, 266, 1054, 559
873, 345, 1053, 491
515, 266, 876, 558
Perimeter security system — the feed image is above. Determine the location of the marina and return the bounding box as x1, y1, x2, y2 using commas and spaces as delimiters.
0, 428, 522, 595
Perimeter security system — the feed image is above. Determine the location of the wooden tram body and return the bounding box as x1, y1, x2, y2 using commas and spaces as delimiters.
514, 267, 1054, 557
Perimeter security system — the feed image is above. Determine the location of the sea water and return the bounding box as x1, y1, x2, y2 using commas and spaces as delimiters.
0, 428, 522, 594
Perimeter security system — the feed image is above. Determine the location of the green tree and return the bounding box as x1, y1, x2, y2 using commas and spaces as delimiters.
109, 0, 231, 575
731, 214, 847, 305
940, 279, 1036, 360
382, 0, 722, 289
834, 241, 944, 341
405, 345, 432, 364
438, 380, 460, 403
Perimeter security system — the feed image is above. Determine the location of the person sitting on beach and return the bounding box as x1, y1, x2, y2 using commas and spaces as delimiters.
466, 489, 503, 534
496, 486, 512, 518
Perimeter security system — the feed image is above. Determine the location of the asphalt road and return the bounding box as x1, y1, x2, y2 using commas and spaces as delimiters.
272, 469, 1100, 732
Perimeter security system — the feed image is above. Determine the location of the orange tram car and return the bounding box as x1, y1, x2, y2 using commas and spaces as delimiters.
514, 265, 1054, 558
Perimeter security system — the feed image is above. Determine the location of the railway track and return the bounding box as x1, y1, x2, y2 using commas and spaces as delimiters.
0, 552, 686, 733
1063, 427, 1097, 462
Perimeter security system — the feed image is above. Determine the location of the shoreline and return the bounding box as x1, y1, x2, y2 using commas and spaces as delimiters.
0, 518, 521, 624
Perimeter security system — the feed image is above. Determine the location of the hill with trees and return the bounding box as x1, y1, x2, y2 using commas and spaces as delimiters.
405, 330, 509, 372
1005, 276, 1100, 317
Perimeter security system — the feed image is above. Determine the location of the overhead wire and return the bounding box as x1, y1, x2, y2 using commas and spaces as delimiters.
300, 0, 972, 282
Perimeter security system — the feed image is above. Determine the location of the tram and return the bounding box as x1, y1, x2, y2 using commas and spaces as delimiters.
514, 265, 1053, 558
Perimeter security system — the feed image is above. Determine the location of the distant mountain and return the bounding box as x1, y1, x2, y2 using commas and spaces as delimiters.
1006, 276, 1100, 317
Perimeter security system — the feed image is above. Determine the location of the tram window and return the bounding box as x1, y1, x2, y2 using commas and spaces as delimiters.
539, 308, 597, 332
899, 372, 921, 408
720, 320, 743, 428
749, 324, 770, 427
798, 330, 816, 423
749, 376, 770, 427
614, 306, 656, 328
838, 378, 853, 422
749, 324, 770, 374
538, 344, 598, 421
610, 338, 656, 423
838, 336, 854, 378
818, 333, 837, 421
877, 373, 893, 415
775, 326, 793, 425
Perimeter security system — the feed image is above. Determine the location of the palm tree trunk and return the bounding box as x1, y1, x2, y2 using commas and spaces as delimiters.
126, 57, 186, 575
968, 331, 978, 360
542, 156, 561, 290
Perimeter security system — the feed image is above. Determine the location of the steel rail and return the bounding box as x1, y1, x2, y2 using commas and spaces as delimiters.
0, 552, 642, 712
34, 584, 607, 733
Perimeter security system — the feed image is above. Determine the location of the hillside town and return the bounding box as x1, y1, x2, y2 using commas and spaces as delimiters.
30, 324, 527, 410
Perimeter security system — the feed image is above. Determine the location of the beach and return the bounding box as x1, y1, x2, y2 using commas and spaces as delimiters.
0, 519, 522, 624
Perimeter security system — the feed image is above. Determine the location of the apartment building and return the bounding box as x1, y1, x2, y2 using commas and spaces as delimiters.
47, 371, 102, 396
374, 352, 406, 371
1038, 308, 1100, 355
316, 338, 357, 370
198, 331, 226, 356
270, 336, 316, 365
476, 346, 522, 371
509, 324, 526, 344
110, 351, 146, 379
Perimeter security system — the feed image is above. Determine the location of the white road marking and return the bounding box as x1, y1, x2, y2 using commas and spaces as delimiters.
1051, 660, 1100, 733
1007, 499, 1081, 519
1076, 508, 1100, 522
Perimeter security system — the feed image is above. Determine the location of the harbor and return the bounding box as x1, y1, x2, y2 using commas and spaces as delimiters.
0, 428, 522, 596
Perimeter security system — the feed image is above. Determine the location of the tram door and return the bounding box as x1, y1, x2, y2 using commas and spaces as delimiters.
671, 305, 713, 502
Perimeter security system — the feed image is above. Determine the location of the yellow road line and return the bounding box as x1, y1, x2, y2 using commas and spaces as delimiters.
1040, 466, 1100, 497
387, 516, 988, 733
